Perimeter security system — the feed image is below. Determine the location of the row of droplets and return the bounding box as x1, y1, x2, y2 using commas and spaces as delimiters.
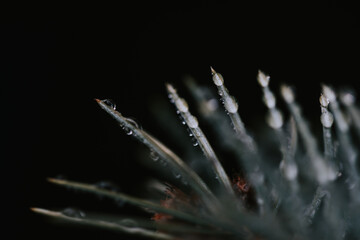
61, 207, 139, 228
149, 148, 187, 184
101, 98, 189, 186
102, 98, 140, 136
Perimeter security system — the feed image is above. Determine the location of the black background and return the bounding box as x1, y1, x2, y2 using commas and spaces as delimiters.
2, 1, 359, 239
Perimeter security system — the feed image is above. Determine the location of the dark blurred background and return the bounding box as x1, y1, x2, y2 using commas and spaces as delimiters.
1, 1, 359, 239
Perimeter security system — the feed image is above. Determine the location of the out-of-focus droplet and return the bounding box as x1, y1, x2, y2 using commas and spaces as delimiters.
62, 208, 86, 218
119, 219, 139, 228
257, 198, 264, 206
322, 85, 336, 102
321, 112, 334, 128
168, 94, 175, 103
187, 115, 199, 128
173, 171, 181, 179
150, 149, 160, 162
175, 98, 189, 112
224, 96, 238, 113
205, 98, 219, 112
103, 99, 116, 110
280, 161, 298, 181
263, 90, 276, 108
95, 181, 125, 205
319, 94, 330, 108
266, 109, 283, 129
249, 172, 264, 185
340, 90, 356, 106
95, 181, 120, 192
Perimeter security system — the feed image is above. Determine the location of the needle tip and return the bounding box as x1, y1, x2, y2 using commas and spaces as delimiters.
165, 83, 176, 94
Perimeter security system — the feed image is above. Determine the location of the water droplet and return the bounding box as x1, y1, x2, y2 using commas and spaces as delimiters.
320, 111, 334, 128
263, 90, 276, 108
218, 90, 223, 96
340, 90, 356, 106
175, 98, 189, 112
224, 96, 238, 113
178, 114, 186, 125
173, 171, 181, 179
119, 219, 138, 228
124, 118, 140, 129
95, 181, 125, 205
191, 138, 199, 146
266, 110, 283, 129
103, 99, 116, 110
62, 208, 86, 218
212, 72, 224, 86
256, 198, 264, 205
249, 172, 264, 185
322, 85, 336, 102
319, 94, 330, 108
205, 98, 219, 111
150, 149, 159, 162
168, 94, 175, 103
187, 128, 193, 137
282, 162, 298, 181
122, 126, 133, 135
187, 115, 198, 128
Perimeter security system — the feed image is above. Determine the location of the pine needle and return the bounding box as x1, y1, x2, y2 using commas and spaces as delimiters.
280, 85, 337, 184
47, 178, 211, 226
31, 207, 176, 240
95, 99, 220, 212
166, 83, 235, 196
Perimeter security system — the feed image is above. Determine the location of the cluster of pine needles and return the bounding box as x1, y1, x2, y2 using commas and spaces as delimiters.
33, 68, 360, 240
